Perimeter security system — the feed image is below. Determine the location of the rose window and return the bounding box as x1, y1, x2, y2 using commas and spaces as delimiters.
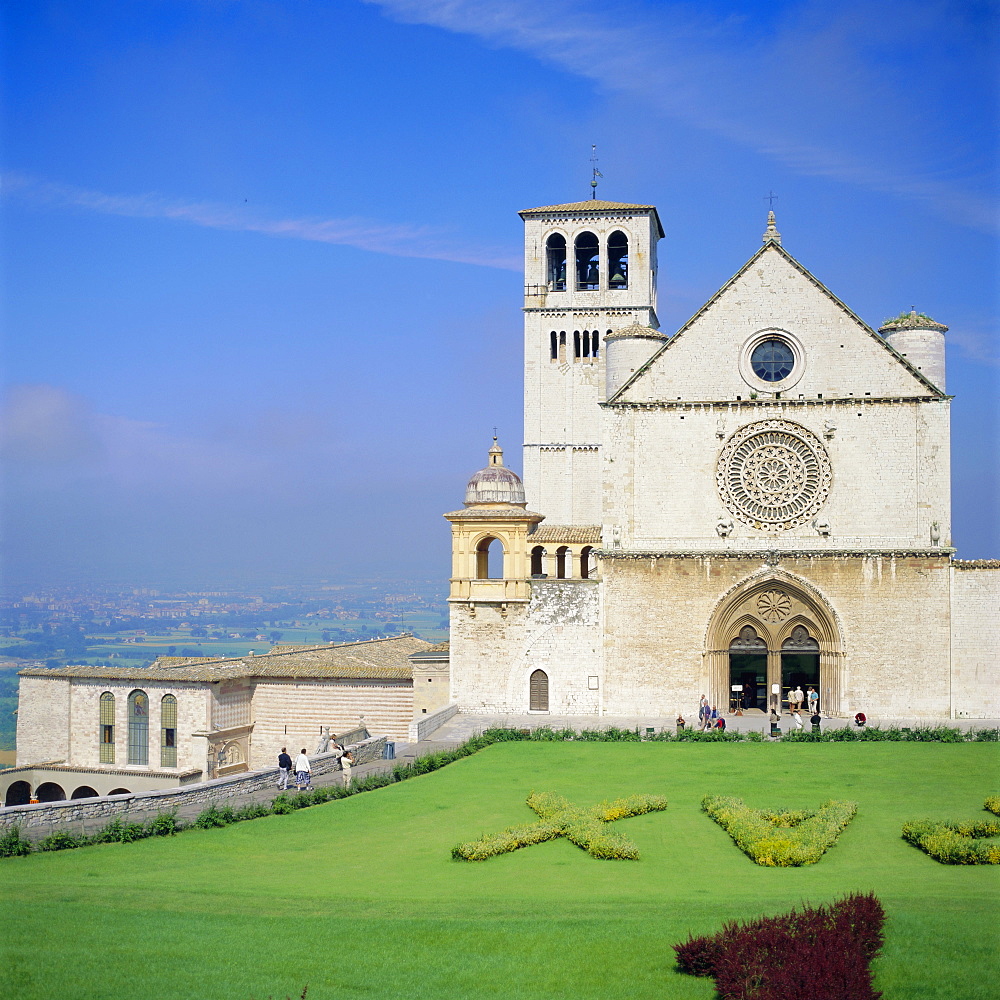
756, 590, 791, 622
717, 419, 832, 531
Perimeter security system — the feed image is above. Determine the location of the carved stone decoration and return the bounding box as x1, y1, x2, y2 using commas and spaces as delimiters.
716, 518, 734, 537
756, 590, 791, 622
782, 624, 820, 650
730, 625, 766, 649
717, 419, 832, 531
219, 741, 245, 766
316, 727, 331, 754
813, 517, 831, 536
930, 521, 941, 545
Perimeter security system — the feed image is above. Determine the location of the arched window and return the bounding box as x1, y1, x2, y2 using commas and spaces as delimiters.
529, 669, 549, 711
546, 233, 567, 290
593, 331, 602, 357
575, 231, 599, 290
558, 331, 566, 362
582, 330, 591, 358
161, 694, 178, 767
127, 690, 149, 765
530, 545, 547, 577
573, 330, 581, 359
580, 546, 595, 579
99, 691, 115, 764
556, 546, 570, 579
550, 331, 557, 360
71, 786, 99, 799
476, 537, 504, 580
608, 231, 629, 288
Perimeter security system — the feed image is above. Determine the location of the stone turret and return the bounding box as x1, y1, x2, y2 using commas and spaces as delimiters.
878, 309, 948, 391
604, 321, 668, 398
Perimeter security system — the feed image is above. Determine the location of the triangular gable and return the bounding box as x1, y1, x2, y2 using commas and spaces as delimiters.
608, 242, 947, 404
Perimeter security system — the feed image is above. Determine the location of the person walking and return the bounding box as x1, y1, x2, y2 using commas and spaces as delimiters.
340, 749, 355, 788
294, 748, 311, 792
791, 710, 804, 730
277, 747, 292, 790
793, 686, 805, 713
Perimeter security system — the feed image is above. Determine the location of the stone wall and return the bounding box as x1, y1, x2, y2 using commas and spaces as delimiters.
249, 679, 412, 767
450, 579, 601, 714
15, 675, 71, 767
951, 562, 1000, 718
0, 735, 386, 841
601, 554, 953, 718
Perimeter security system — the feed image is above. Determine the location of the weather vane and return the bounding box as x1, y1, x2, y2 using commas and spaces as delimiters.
590, 145, 603, 199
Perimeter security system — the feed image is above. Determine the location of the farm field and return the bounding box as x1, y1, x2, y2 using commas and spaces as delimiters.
1, 741, 997, 999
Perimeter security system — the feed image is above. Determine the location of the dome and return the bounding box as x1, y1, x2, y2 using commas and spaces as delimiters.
464, 439, 526, 506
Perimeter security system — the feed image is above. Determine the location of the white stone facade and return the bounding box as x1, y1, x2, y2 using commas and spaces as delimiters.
446, 200, 999, 720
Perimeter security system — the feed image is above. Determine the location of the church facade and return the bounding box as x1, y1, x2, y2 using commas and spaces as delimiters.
445, 200, 999, 721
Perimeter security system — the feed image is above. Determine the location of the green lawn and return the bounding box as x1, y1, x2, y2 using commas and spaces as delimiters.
1, 742, 997, 999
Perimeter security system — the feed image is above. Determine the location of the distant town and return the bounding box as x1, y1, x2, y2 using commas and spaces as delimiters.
0, 580, 450, 753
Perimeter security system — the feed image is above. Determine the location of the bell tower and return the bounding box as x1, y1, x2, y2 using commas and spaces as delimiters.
519, 199, 663, 525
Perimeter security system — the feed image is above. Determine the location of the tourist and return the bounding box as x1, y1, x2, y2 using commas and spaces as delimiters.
807, 687, 819, 714
791, 710, 803, 730
341, 749, 355, 788
793, 686, 805, 713
277, 747, 292, 790
810, 711, 822, 734
715, 717, 726, 731
675, 714, 686, 731
769, 709, 781, 737
294, 748, 311, 791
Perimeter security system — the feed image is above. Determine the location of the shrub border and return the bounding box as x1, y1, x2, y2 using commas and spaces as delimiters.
902, 799, 1000, 864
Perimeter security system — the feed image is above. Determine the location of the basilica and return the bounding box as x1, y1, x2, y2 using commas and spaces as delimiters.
443, 199, 998, 720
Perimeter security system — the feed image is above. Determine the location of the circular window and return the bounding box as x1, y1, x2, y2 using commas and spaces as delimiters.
717, 419, 832, 531
739, 330, 805, 391
750, 339, 794, 382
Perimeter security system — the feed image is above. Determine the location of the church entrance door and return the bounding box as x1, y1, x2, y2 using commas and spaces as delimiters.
781, 625, 820, 712
729, 652, 767, 712
706, 578, 842, 717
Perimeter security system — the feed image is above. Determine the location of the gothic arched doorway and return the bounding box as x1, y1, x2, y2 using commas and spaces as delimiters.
706, 576, 843, 716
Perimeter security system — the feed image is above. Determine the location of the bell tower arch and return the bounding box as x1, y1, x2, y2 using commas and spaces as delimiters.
519, 199, 664, 525
705, 573, 844, 716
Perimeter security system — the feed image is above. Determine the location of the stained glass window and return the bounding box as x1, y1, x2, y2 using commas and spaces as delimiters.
127, 690, 148, 765
161, 694, 177, 768
99, 692, 115, 764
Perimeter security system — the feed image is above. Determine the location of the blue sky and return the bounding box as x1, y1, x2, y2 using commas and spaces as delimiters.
1, 0, 997, 589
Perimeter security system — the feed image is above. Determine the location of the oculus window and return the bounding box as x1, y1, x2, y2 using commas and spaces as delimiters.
751, 339, 795, 382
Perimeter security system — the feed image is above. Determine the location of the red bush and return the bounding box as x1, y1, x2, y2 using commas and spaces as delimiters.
673, 893, 885, 1000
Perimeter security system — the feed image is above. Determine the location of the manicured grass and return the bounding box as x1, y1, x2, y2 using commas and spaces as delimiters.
1, 742, 998, 999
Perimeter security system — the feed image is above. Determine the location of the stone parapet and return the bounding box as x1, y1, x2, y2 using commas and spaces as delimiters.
0, 735, 386, 840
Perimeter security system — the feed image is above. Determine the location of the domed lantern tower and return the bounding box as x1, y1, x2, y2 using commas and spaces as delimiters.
444, 439, 544, 608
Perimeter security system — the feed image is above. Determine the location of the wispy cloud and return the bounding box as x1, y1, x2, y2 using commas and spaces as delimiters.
2, 173, 521, 270
366, 0, 997, 233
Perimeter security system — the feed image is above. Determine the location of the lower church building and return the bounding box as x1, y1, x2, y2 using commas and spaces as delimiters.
443, 199, 999, 721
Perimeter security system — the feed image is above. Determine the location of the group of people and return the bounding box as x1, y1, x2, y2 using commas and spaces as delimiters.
787, 686, 819, 714
276, 740, 355, 793
695, 697, 726, 731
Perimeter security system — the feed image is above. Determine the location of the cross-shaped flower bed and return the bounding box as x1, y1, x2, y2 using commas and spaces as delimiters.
702, 794, 857, 866
452, 791, 668, 861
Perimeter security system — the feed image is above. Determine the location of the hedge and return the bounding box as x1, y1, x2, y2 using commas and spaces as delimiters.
702, 795, 857, 866
451, 791, 668, 862
674, 892, 885, 999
